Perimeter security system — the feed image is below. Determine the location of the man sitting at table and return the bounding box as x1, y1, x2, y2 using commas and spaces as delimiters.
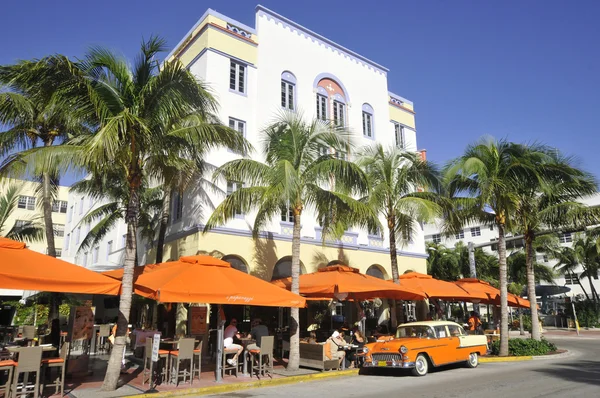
246, 318, 269, 351
327, 330, 347, 369
224, 318, 243, 366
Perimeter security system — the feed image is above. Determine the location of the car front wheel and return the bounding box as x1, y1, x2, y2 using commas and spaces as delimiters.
412, 354, 429, 376
466, 352, 479, 368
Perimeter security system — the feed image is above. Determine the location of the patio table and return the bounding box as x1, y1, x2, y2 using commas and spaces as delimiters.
239, 338, 256, 376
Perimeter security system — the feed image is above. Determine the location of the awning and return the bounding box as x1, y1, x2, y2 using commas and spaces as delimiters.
398, 272, 485, 301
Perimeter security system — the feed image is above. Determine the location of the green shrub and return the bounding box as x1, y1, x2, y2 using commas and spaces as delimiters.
490, 338, 557, 356
511, 315, 533, 331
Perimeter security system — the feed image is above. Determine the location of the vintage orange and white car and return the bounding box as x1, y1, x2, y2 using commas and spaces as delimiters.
362, 321, 488, 376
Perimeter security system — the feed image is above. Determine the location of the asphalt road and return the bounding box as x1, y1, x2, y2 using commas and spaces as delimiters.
202, 337, 600, 398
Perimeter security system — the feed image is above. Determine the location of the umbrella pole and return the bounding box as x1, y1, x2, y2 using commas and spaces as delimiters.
215, 305, 225, 383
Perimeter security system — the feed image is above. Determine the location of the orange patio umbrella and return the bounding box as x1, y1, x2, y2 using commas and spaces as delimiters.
102, 262, 177, 280
398, 272, 488, 302
454, 278, 532, 308
133, 255, 306, 307
0, 237, 121, 295
272, 265, 426, 301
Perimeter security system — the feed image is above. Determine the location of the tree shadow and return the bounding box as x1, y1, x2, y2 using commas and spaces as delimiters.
311, 246, 353, 270
252, 234, 278, 281
533, 360, 600, 387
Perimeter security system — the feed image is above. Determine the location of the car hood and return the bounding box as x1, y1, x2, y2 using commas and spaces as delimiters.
367, 337, 435, 352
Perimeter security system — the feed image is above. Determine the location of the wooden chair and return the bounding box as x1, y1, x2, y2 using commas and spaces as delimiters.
249, 336, 274, 379
11, 346, 43, 398
192, 340, 202, 382
169, 338, 194, 386
41, 342, 69, 397
142, 338, 169, 386
0, 359, 16, 397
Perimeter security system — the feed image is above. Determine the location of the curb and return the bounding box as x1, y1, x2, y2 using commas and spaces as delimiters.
127, 369, 359, 398
480, 350, 571, 363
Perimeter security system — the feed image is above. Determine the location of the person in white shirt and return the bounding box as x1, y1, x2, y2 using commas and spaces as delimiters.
223, 318, 243, 366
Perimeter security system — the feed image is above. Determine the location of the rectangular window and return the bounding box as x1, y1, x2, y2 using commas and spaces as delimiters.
68, 206, 73, 222
432, 234, 441, 244
52, 200, 68, 213
281, 206, 294, 223
172, 191, 183, 222
92, 247, 99, 264
53, 224, 65, 237
55, 249, 62, 257
17, 196, 36, 210
82, 252, 88, 267
394, 123, 405, 149
226, 180, 244, 217
362, 112, 373, 138
229, 60, 245, 93
79, 198, 84, 215
543, 255, 549, 263
333, 101, 345, 126
75, 227, 81, 244
14, 220, 31, 229
228, 118, 246, 154
470, 227, 481, 237
565, 273, 579, 285
316, 95, 327, 121
455, 230, 464, 239
106, 240, 113, 260
559, 232, 573, 244
64, 234, 70, 251
335, 150, 348, 161
122, 234, 127, 248
281, 80, 295, 110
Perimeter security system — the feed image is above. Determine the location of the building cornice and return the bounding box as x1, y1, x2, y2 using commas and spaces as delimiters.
256, 5, 389, 76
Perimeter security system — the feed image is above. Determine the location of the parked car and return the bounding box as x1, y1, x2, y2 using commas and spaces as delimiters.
362, 321, 488, 376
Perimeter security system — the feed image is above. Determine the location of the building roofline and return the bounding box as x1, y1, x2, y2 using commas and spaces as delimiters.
165, 8, 256, 61
388, 91, 413, 106
256, 5, 389, 74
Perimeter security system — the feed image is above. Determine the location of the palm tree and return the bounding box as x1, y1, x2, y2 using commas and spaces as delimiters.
543, 236, 593, 300
567, 232, 600, 302
59, 37, 248, 390
0, 183, 44, 241
445, 137, 547, 356
512, 150, 598, 340
205, 111, 373, 371
426, 242, 461, 281
358, 144, 441, 324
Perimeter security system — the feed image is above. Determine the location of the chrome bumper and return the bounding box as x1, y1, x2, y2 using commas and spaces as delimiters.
363, 360, 415, 368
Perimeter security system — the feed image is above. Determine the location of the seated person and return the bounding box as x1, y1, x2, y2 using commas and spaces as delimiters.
303, 331, 317, 344
327, 331, 347, 369
224, 318, 243, 366
246, 318, 269, 351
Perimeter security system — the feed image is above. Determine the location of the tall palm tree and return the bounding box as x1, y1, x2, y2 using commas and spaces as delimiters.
567, 232, 600, 302
358, 144, 441, 324
426, 242, 461, 281
0, 183, 44, 241
445, 137, 547, 356
512, 150, 598, 340
543, 236, 593, 300
59, 37, 248, 390
205, 111, 373, 371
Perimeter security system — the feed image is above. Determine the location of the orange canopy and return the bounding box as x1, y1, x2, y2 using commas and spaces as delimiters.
272, 265, 426, 301
398, 272, 487, 301
102, 262, 177, 280
454, 278, 532, 308
132, 255, 306, 307
0, 237, 121, 295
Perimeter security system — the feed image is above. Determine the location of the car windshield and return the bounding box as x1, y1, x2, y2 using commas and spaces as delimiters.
396, 325, 435, 339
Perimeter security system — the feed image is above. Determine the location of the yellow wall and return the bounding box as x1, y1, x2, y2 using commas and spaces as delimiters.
389, 104, 416, 129
168, 14, 257, 67
0, 178, 69, 255
151, 231, 427, 281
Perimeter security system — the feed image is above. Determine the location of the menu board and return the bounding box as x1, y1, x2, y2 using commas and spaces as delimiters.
70, 306, 94, 341
189, 306, 208, 335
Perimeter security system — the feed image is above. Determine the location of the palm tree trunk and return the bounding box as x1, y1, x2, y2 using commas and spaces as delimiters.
287, 207, 302, 372
42, 169, 60, 321
102, 182, 140, 391
155, 188, 171, 264
525, 234, 541, 340
388, 215, 400, 328
574, 271, 590, 300
587, 274, 598, 304
497, 222, 509, 357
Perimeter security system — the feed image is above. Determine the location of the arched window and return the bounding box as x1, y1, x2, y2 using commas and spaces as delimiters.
366, 264, 387, 280
271, 256, 306, 280
316, 78, 346, 126
362, 103, 374, 139
281, 71, 296, 111
222, 255, 249, 273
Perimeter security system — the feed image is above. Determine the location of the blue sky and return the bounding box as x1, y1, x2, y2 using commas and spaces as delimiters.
2, 0, 599, 185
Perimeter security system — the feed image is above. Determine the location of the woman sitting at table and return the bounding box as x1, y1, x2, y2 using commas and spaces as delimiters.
348, 330, 366, 368
327, 330, 347, 369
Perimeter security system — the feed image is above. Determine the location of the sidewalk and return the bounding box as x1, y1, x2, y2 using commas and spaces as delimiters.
64, 354, 354, 398
542, 326, 600, 339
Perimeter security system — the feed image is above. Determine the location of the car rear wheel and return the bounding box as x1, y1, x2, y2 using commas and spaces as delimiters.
466, 352, 479, 368
412, 354, 429, 376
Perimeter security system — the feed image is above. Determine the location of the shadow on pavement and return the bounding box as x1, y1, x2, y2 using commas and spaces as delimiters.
534, 360, 600, 387
359, 362, 468, 377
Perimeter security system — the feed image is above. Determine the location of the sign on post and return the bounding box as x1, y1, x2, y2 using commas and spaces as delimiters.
151, 333, 161, 362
